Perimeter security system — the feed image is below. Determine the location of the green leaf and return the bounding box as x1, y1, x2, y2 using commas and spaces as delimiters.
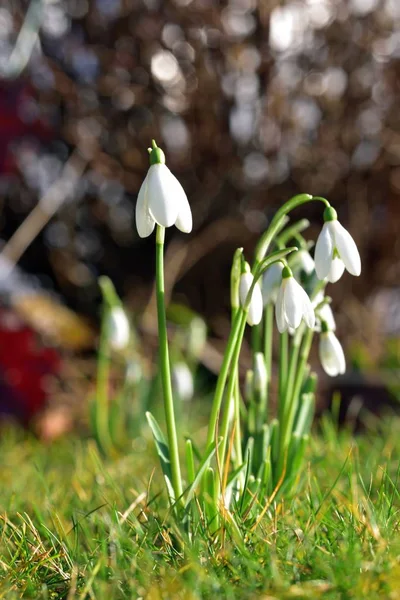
146, 412, 174, 500
184, 440, 219, 508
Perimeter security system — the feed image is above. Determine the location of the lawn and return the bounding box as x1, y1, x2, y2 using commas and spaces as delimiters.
1, 413, 400, 600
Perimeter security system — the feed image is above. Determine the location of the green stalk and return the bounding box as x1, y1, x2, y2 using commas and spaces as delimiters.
283, 324, 305, 423
254, 194, 329, 263
263, 303, 274, 387
95, 305, 113, 455
278, 331, 288, 410
206, 309, 246, 449
155, 225, 183, 502
281, 327, 314, 456
219, 313, 247, 467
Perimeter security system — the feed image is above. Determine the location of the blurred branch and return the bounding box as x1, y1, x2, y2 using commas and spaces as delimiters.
0, 0, 43, 79
1, 150, 87, 268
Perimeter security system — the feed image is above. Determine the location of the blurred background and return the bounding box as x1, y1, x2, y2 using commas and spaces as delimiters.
0, 0, 399, 436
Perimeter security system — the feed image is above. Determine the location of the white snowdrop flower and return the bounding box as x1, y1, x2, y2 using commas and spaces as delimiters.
172, 362, 194, 401
319, 327, 346, 377
297, 249, 315, 275
314, 207, 361, 282
313, 291, 336, 331
135, 141, 192, 238
108, 307, 130, 350
239, 264, 263, 326
262, 262, 283, 305
253, 353, 267, 393
275, 266, 315, 333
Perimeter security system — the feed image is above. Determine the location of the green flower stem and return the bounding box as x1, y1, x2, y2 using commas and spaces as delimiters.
251, 322, 262, 354
254, 194, 330, 263
219, 312, 247, 467
95, 306, 114, 455
206, 308, 246, 449
278, 331, 288, 410
263, 303, 274, 388
281, 327, 314, 457
155, 225, 183, 502
283, 323, 305, 421
233, 376, 243, 468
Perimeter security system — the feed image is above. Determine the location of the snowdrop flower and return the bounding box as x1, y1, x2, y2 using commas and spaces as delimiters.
296, 249, 315, 275
275, 266, 315, 333
239, 264, 263, 326
313, 291, 336, 331
262, 262, 283, 305
135, 140, 192, 238
172, 362, 194, 401
314, 207, 361, 283
108, 307, 130, 350
319, 323, 346, 377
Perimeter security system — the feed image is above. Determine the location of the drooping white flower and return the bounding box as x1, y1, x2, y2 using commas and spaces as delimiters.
172, 362, 194, 401
262, 262, 283, 305
275, 267, 315, 333
314, 207, 361, 282
296, 249, 315, 275
135, 141, 192, 238
319, 330, 346, 377
108, 307, 130, 350
313, 291, 336, 331
239, 266, 263, 326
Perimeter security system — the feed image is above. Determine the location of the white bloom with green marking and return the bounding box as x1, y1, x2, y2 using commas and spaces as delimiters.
262, 262, 283, 305
275, 267, 315, 333
314, 207, 361, 283
135, 141, 192, 238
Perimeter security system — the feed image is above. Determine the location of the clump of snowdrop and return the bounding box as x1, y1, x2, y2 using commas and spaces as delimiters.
319, 322, 346, 377
275, 265, 315, 333
239, 263, 263, 326
135, 140, 192, 238
315, 207, 361, 283
108, 306, 130, 350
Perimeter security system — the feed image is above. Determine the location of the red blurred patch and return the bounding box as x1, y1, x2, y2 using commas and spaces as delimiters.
0, 308, 61, 423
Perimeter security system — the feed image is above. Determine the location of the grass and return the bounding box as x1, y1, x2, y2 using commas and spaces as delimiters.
1, 412, 400, 600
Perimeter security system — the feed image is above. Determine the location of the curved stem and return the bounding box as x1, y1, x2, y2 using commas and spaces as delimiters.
156, 226, 183, 502
254, 194, 330, 264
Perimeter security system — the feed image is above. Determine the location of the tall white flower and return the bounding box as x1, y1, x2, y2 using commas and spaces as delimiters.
319, 328, 346, 377
108, 306, 130, 350
314, 207, 361, 283
275, 266, 315, 333
135, 141, 192, 238
262, 262, 283, 305
239, 265, 263, 326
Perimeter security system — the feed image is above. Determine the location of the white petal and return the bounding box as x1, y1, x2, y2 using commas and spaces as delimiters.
135, 175, 155, 238
319, 331, 346, 377
318, 303, 336, 331
262, 263, 283, 305
239, 272, 252, 308
283, 277, 303, 330
331, 221, 361, 277
275, 283, 287, 333
172, 362, 194, 401
298, 250, 315, 275
327, 256, 345, 283
298, 285, 315, 329
109, 307, 130, 350
147, 164, 181, 227
247, 281, 263, 326
314, 222, 334, 280
175, 193, 192, 233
